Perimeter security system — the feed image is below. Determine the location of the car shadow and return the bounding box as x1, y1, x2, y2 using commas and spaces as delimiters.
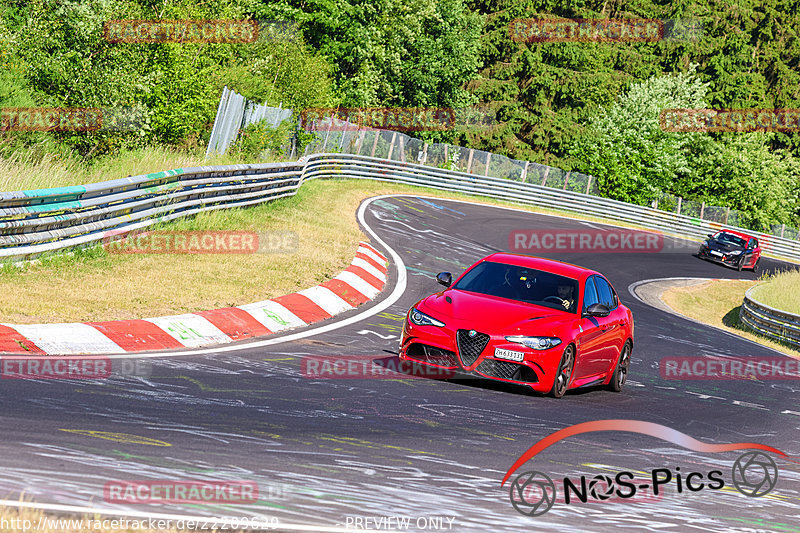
373, 353, 613, 398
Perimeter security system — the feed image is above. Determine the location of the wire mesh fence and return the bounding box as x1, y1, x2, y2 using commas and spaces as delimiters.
206, 91, 800, 241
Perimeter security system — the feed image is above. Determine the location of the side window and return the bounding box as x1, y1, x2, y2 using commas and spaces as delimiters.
594, 276, 617, 309
608, 282, 619, 307
583, 277, 599, 312
752, 239, 759, 249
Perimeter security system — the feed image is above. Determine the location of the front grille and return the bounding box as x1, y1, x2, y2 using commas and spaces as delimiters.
476, 359, 539, 383
456, 330, 490, 366
406, 343, 458, 367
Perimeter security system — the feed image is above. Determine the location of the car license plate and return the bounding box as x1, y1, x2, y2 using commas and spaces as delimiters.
710, 250, 723, 256
495, 348, 524, 362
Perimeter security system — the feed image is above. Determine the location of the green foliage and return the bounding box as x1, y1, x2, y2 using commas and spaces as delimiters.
0, 0, 337, 157
571, 68, 800, 229
228, 120, 293, 160
254, 0, 483, 111
571, 67, 711, 205
0, 0, 798, 229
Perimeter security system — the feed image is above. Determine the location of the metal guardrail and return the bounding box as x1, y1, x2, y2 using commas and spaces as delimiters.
0, 162, 303, 261
300, 154, 800, 261
740, 287, 800, 349
2, 153, 800, 264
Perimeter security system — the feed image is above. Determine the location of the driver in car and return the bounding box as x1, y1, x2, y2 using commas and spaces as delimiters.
556, 283, 575, 310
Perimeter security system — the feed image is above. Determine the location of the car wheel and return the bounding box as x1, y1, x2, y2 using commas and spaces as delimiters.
737, 255, 745, 271
751, 258, 760, 273
548, 344, 575, 399
608, 342, 631, 392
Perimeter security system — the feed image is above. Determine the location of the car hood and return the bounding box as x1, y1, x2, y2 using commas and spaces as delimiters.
708, 240, 744, 253
417, 289, 576, 335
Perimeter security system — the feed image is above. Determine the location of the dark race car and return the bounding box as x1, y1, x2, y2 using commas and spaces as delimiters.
399, 253, 634, 398
697, 230, 761, 272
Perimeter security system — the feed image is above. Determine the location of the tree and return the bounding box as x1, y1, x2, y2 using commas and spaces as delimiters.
570, 67, 710, 205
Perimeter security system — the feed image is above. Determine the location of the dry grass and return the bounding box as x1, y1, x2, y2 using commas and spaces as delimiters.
0, 146, 252, 192
0, 179, 397, 323
0, 168, 718, 324
662, 279, 800, 358
5, 156, 792, 324
749, 268, 800, 314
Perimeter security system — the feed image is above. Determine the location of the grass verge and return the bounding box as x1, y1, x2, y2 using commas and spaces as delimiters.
0, 145, 271, 192
0, 179, 398, 323
661, 279, 800, 358
748, 268, 800, 314
3, 158, 733, 324
3, 167, 793, 324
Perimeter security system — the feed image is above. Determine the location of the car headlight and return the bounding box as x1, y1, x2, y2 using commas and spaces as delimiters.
729, 250, 742, 255
409, 308, 445, 327
505, 335, 562, 350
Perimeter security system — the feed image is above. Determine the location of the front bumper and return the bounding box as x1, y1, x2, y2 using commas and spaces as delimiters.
399, 320, 563, 392
698, 247, 743, 267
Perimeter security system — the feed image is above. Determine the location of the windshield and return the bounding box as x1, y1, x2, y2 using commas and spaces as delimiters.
452, 261, 579, 313
715, 232, 747, 248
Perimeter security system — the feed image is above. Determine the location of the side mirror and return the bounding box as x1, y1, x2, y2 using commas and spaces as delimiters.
584, 303, 610, 318
707, 234, 714, 239
436, 272, 452, 288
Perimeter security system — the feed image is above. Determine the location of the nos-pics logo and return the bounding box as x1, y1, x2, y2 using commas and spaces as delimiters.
501, 420, 791, 517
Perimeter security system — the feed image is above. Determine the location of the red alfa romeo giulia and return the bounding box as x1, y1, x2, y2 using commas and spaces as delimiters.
399, 253, 634, 398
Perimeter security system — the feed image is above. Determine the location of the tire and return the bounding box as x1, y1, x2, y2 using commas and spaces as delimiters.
751, 258, 760, 273
608, 342, 631, 392
548, 344, 575, 398
737, 254, 745, 271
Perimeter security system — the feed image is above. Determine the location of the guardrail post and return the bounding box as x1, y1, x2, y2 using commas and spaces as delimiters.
724, 207, 730, 225
585, 176, 592, 195
484, 152, 492, 176
522, 161, 529, 182
541, 166, 550, 186
676, 197, 682, 215
562, 171, 571, 190
387, 132, 397, 159
356, 129, 366, 155
322, 119, 333, 151
780, 224, 785, 238
370, 130, 380, 157
338, 120, 348, 151
466, 149, 474, 173
420, 143, 428, 164
399, 135, 405, 162
700, 201, 705, 219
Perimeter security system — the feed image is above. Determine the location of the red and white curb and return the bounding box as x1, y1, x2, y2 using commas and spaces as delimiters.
0, 242, 388, 355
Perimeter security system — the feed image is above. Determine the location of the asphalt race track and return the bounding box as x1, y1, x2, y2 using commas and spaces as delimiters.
1, 194, 798, 532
